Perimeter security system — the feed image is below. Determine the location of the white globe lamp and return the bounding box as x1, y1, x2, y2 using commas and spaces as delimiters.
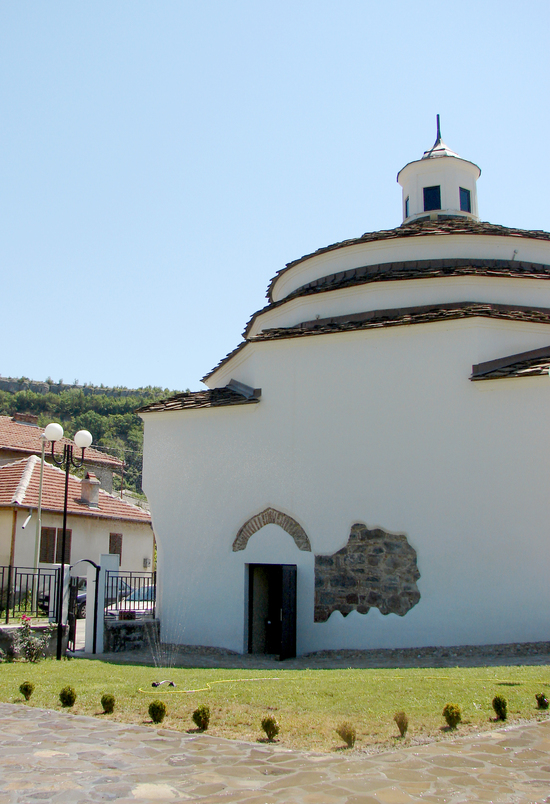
74, 430, 93, 449
44, 422, 64, 442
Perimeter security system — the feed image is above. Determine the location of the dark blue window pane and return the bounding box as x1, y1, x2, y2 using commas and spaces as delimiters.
405, 196, 410, 217
423, 185, 441, 211
460, 187, 471, 212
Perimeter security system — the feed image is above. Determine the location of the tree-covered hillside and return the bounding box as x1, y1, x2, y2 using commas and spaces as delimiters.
0, 383, 181, 495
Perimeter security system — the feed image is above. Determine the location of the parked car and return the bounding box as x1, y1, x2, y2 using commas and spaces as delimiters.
76, 578, 132, 619
105, 585, 156, 619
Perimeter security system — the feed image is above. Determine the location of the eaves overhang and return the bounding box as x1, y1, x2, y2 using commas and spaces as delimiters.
137, 381, 261, 413
267, 218, 550, 303
244, 257, 550, 339
471, 344, 550, 381
203, 301, 550, 384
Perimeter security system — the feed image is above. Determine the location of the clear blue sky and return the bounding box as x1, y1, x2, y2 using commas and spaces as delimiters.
1, 1, 549, 391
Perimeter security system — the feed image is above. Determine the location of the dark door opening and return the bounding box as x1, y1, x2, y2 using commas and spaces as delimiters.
248, 564, 297, 660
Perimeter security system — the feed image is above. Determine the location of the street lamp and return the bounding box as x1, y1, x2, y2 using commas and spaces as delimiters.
45, 423, 93, 660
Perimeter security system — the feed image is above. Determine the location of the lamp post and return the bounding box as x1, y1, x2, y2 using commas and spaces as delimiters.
30, 433, 47, 614
44, 423, 93, 660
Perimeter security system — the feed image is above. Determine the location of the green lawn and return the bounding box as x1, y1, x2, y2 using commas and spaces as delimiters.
1, 659, 549, 752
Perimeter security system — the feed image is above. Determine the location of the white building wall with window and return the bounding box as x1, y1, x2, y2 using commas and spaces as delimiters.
11, 512, 153, 575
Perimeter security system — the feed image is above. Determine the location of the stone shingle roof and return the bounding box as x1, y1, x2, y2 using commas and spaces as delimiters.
471, 345, 550, 381
267, 217, 550, 301
137, 384, 261, 414
203, 217, 550, 383
202, 302, 550, 382
244, 257, 550, 338
0, 416, 123, 468
0, 456, 151, 523
253, 302, 550, 341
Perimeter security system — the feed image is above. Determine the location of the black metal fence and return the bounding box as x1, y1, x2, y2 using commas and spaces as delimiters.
104, 570, 156, 620
0, 565, 157, 626
0, 566, 59, 624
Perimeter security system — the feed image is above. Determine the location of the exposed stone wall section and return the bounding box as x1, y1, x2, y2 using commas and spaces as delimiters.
314, 523, 420, 623
233, 508, 311, 552
103, 619, 160, 653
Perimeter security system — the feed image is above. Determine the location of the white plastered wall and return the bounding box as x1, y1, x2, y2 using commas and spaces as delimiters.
397, 156, 480, 222
0, 509, 15, 565
9, 512, 153, 574
249, 275, 550, 337
142, 317, 550, 654
271, 236, 550, 302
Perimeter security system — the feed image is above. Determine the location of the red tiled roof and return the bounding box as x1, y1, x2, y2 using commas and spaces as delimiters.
0, 416, 123, 468
0, 457, 151, 524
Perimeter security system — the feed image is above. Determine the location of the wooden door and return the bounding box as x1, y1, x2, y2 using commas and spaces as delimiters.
280, 564, 297, 660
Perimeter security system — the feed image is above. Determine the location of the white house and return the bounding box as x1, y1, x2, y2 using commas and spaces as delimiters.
0, 456, 154, 574
140, 122, 550, 658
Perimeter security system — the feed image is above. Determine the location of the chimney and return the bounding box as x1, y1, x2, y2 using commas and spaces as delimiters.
81, 472, 100, 508
12, 412, 39, 426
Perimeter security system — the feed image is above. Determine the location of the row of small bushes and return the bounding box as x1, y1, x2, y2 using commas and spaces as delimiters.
335, 693, 550, 749
18, 683, 282, 740
18, 682, 550, 749
148, 700, 280, 743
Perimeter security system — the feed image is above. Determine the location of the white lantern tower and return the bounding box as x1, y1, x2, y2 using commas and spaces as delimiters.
397, 115, 481, 224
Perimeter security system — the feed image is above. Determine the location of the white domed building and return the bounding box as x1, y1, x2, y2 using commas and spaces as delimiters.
140, 121, 550, 658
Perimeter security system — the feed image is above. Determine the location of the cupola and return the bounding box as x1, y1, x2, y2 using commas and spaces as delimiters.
397, 116, 481, 224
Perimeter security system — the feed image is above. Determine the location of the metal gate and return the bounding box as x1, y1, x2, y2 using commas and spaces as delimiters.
67, 576, 80, 652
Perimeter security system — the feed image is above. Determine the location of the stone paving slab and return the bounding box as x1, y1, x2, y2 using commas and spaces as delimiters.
0, 703, 549, 803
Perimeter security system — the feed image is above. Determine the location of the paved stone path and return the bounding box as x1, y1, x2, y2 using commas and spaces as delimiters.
0, 703, 549, 803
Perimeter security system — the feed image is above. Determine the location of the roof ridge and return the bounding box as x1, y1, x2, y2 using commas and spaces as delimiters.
12, 455, 40, 505
97, 486, 147, 512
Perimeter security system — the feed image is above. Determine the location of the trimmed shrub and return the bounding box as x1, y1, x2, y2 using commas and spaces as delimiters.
59, 686, 77, 707
336, 721, 356, 748
261, 715, 280, 742
192, 704, 210, 731
19, 681, 35, 701
148, 699, 167, 724
101, 694, 115, 714
492, 695, 507, 721
394, 710, 408, 737
442, 703, 461, 729
535, 693, 549, 710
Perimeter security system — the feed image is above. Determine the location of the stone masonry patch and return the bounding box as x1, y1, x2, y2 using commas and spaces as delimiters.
314, 523, 420, 622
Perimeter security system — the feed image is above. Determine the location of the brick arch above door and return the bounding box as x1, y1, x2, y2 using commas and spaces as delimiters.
232, 508, 311, 552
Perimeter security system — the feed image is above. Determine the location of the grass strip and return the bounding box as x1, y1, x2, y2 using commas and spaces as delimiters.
0, 659, 548, 752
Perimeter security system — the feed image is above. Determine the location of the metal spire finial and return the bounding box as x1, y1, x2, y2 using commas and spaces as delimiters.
435, 114, 442, 146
